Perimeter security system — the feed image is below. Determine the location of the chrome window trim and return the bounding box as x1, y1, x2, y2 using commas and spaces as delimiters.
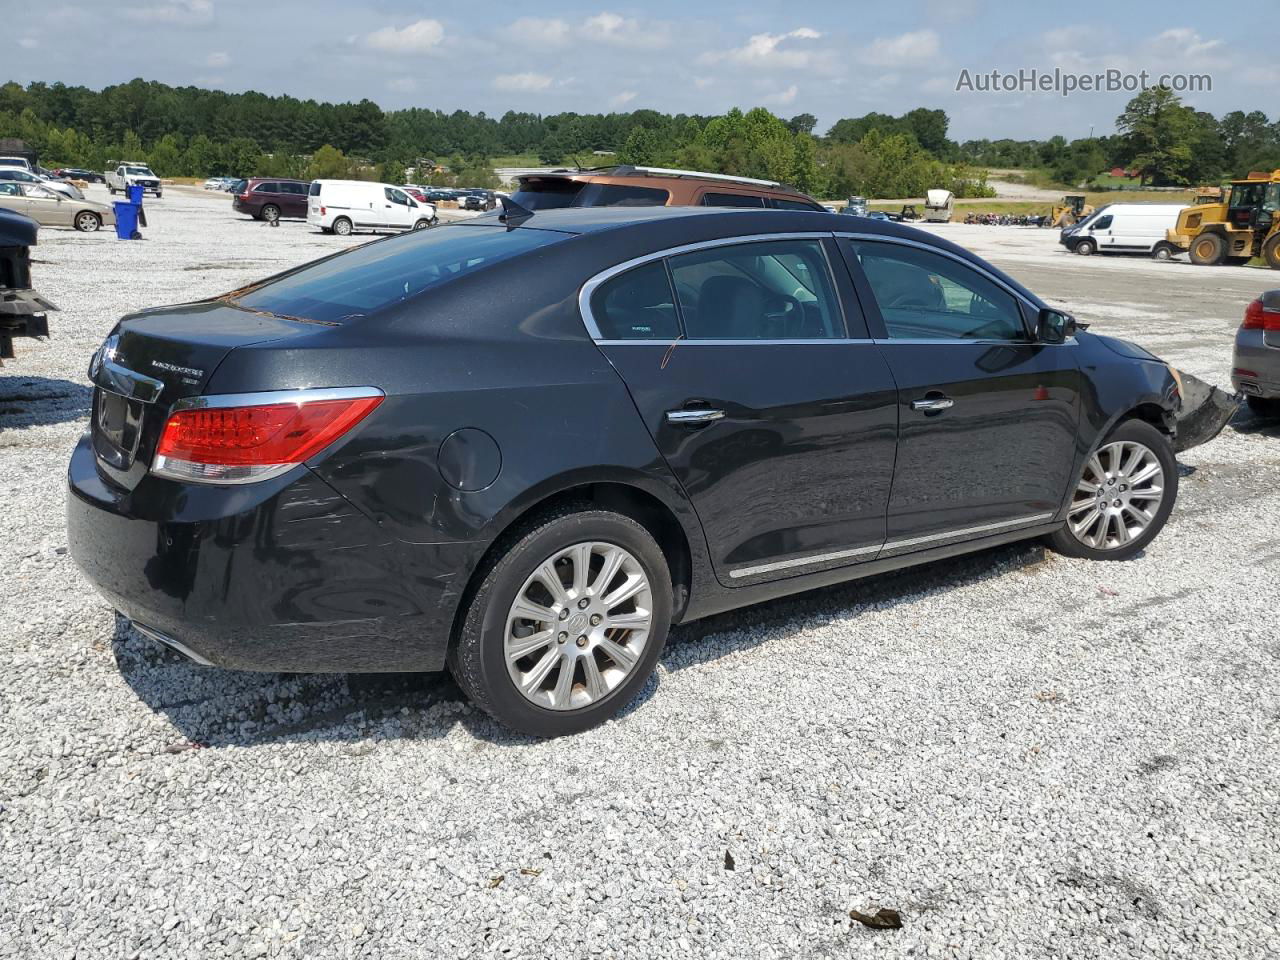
592, 338, 876, 347
169, 385, 385, 413
578, 231, 842, 342
728, 512, 1056, 579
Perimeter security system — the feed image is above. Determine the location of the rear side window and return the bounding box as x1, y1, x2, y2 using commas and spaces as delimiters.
255, 182, 279, 193
577, 183, 669, 207
772, 198, 821, 211
590, 262, 679, 340
668, 239, 842, 340
235, 225, 566, 324
849, 240, 1026, 342
511, 178, 583, 210
702, 193, 766, 208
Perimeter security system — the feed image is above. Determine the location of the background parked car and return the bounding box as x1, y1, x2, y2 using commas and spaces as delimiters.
53, 168, 106, 185
106, 163, 162, 198
232, 178, 312, 222
0, 167, 83, 201
0, 207, 54, 364
0, 182, 113, 232
0, 157, 34, 172
1233, 290, 1280, 418
509, 165, 823, 211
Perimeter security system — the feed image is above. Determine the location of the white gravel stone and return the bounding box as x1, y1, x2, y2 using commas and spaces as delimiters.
1, 189, 1278, 958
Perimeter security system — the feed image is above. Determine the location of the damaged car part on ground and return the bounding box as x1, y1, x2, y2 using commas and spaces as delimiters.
66, 207, 1235, 737
0, 208, 55, 365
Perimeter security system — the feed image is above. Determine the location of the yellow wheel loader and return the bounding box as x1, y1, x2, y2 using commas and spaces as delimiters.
1045, 195, 1095, 228
1165, 170, 1280, 269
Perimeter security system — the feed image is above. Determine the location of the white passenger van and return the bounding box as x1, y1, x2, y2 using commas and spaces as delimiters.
1063, 203, 1187, 259
307, 180, 437, 236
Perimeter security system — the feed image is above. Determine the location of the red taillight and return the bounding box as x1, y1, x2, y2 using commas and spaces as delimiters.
153, 389, 382, 484
1243, 298, 1280, 332
320, 206, 326, 216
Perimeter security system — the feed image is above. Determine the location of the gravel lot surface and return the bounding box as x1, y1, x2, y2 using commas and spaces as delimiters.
3, 191, 1279, 959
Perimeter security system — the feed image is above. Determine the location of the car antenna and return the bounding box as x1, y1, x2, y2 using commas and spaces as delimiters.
498, 195, 534, 229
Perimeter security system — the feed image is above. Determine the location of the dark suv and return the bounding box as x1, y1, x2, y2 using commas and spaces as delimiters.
232, 179, 312, 222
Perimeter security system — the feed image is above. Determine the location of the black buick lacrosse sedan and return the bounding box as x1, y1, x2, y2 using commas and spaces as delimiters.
68, 206, 1232, 736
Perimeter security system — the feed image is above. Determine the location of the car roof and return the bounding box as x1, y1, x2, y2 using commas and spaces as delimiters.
456, 206, 1047, 307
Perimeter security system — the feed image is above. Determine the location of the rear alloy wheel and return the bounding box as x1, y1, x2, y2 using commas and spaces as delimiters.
1075, 238, 1096, 256
1189, 232, 1226, 266
450, 507, 672, 737
1049, 419, 1177, 561
332, 216, 353, 237
75, 211, 101, 232
261, 204, 281, 224
1262, 234, 1280, 270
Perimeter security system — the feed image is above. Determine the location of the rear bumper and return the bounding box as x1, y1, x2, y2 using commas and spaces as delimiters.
66, 433, 476, 672
1232, 328, 1280, 399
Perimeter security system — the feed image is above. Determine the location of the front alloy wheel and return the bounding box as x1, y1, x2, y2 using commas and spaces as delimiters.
504, 542, 654, 711
1049, 419, 1177, 561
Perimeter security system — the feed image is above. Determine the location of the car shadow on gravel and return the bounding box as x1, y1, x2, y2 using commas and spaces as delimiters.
0, 376, 91, 428
1228, 406, 1280, 439
112, 544, 1050, 749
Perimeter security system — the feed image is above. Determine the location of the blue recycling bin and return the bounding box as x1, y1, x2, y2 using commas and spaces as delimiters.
113, 201, 141, 240
127, 184, 144, 205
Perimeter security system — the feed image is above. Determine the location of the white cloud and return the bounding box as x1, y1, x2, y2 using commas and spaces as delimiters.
703, 27, 823, 69
205, 51, 229, 67
763, 84, 799, 106
364, 19, 445, 54
861, 30, 940, 67
493, 72, 553, 92
388, 77, 417, 92
610, 90, 637, 107
505, 16, 571, 47
18, 36, 38, 49
1152, 27, 1223, 59
582, 12, 670, 49
123, 0, 213, 24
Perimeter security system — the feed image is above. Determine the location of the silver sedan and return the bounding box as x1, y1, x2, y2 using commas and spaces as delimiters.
0, 182, 115, 232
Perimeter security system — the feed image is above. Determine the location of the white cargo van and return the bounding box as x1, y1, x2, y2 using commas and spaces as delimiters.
1063, 203, 1187, 259
307, 180, 437, 236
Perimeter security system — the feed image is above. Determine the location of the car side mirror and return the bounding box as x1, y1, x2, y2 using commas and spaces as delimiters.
1036, 308, 1077, 344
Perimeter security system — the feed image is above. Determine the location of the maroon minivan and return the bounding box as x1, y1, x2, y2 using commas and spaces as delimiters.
232, 179, 312, 222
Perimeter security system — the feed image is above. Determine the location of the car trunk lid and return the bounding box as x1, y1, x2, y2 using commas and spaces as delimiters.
90, 300, 325, 488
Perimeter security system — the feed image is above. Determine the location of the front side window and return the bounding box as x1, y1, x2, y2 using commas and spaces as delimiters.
0, 182, 20, 196
590, 261, 679, 340
772, 198, 821, 211
668, 239, 842, 340
849, 241, 1026, 342
385, 187, 410, 205
702, 192, 766, 208
1091, 214, 1113, 230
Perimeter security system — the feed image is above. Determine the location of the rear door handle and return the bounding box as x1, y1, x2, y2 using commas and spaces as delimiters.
910, 396, 954, 413
666, 408, 725, 425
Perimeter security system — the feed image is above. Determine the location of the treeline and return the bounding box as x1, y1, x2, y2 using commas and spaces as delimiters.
0, 78, 991, 197
959, 89, 1280, 186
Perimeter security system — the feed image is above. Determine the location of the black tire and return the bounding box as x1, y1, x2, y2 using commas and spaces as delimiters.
74, 211, 101, 233
1047, 419, 1178, 562
1075, 238, 1096, 256
1262, 234, 1280, 270
412, 218, 431, 231
261, 204, 280, 223
1189, 232, 1226, 266
449, 505, 673, 737
332, 217, 353, 236
1246, 396, 1280, 419
107, 184, 116, 195
1151, 243, 1174, 261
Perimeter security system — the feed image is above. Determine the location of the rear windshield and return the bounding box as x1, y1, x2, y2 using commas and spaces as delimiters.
234, 224, 566, 324
125, 166, 153, 175
309, 181, 322, 196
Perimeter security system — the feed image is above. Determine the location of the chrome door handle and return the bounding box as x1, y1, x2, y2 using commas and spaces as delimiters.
666, 408, 725, 425
911, 397, 954, 412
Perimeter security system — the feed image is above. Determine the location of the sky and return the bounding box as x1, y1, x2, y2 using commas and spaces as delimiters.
4, 0, 1271, 140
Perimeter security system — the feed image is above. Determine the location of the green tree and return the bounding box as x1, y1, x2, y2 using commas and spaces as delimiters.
1115, 86, 1197, 185
616, 126, 660, 165
306, 144, 352, 180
